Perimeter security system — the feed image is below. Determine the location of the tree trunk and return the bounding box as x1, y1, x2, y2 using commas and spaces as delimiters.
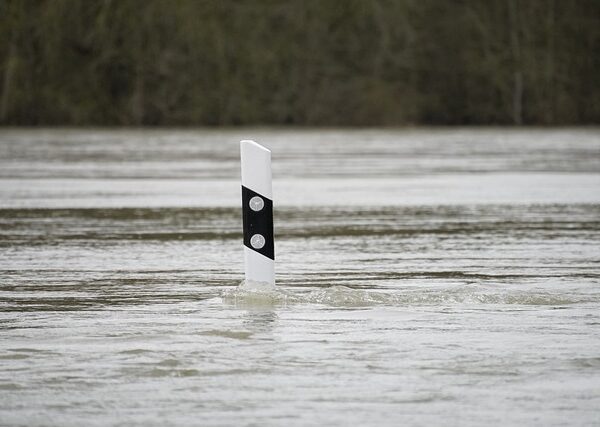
508, 0, 523, 125
0, 36, 17, 123
512, 70, 523, 125
545, 0, 556, 124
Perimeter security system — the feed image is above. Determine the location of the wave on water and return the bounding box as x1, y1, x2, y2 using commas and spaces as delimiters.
221, 280, 293, 306
222, 283, 586, 308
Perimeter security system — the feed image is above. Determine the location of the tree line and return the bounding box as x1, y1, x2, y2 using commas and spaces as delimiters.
0, 0, 598, 126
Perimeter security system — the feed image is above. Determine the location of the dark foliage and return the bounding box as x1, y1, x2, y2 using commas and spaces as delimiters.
0, 0, 598, 125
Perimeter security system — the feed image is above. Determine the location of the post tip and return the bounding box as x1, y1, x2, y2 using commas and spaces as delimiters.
240, 139, 271, 153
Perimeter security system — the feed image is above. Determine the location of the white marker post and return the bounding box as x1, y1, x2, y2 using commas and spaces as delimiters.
240, 140, 275, 288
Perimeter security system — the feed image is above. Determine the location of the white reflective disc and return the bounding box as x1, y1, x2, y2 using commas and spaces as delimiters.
249, 196, 264, 212
250, 234, 265, 249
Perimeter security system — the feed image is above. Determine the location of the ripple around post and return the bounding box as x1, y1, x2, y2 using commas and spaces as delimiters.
221, 284, 590, 308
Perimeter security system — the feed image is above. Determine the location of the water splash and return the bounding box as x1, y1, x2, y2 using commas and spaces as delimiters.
221, 280, 292, 307
223, 284, 587, 308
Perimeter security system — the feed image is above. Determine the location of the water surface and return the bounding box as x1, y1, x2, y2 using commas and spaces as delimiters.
1, 128, 599, 426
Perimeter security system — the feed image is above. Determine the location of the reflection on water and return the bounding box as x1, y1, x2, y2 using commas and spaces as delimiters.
1, 128, 599, 426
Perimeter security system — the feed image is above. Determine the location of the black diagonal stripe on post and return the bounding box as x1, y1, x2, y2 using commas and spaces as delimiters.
242, 186, 274, 260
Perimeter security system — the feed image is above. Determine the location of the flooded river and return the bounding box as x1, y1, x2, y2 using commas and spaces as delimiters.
1, 128, 599, 426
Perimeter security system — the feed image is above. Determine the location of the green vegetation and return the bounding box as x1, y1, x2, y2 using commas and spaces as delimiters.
0, 0, 598, 126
